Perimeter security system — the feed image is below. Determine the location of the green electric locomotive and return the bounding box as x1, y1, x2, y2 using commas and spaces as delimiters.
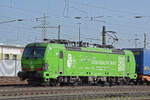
18, 40, 137, 86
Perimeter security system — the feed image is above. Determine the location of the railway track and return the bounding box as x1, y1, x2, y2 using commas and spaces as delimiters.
0, 77, 150, 99
0, 86, 150, 100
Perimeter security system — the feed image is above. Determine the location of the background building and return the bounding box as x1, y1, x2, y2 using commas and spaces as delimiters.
0, 44, 24, 76
0, 44, 24, 60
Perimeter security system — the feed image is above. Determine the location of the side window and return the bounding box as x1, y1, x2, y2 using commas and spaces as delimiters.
13, 55, 17, 60
5, 54, 9, 60
59, 51, 63, 59
127, 56, 130, 62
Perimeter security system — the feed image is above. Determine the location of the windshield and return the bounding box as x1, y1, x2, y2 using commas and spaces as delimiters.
22, 46, 46, 58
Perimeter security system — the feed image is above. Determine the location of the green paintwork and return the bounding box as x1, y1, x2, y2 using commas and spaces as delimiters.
21, 43, 137, 82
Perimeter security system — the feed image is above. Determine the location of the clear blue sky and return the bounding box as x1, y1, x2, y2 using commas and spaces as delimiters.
0, 0, 150, 48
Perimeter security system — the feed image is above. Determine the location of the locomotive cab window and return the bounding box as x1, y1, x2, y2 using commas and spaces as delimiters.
22, 46, 46, 58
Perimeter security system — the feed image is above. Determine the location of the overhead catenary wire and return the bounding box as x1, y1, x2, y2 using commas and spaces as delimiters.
69, 0, 145, 16
0, 0, 150, 47
0, 5, 43, 14
0, 0, 150, 21
1, 14, 149, 34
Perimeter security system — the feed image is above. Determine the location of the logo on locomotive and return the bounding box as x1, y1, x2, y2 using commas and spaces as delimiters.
118, 56, 125, 71
67, 54, 72, 68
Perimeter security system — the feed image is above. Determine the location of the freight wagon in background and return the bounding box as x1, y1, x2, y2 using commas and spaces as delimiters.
125, 48, 150, 84
0, 44, 24, 76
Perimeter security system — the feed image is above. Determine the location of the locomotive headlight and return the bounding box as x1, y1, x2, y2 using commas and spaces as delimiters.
43, 63, 48, 70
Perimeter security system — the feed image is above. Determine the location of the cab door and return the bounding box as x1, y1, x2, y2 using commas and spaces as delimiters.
58, 51, 64, 74
126, 56, 130, 74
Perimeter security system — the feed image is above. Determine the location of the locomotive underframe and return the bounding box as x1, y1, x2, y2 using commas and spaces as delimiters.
18, 71, 136, 86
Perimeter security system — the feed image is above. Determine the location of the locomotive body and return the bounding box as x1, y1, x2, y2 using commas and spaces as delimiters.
18, 42, 137, 85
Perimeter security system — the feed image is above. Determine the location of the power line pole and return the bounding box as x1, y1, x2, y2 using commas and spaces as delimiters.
42, 13, 46, 40
58, 24, 61, 40
102, 26, 106, 46
63, 0, 70, 17
33, 13, 60, 41
144, 33, 146, 48
78, 23, 81, 42
134, 34, 139, 48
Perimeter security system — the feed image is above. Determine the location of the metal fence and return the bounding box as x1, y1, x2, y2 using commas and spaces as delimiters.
0, 60, 21, 76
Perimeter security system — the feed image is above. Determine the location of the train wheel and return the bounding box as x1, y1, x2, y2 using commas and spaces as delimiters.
49, 79, 60, 86
128, 79, 136, 85
27, 79, 41, 86
98, 80, 105, 86
118, 81, 124, 85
